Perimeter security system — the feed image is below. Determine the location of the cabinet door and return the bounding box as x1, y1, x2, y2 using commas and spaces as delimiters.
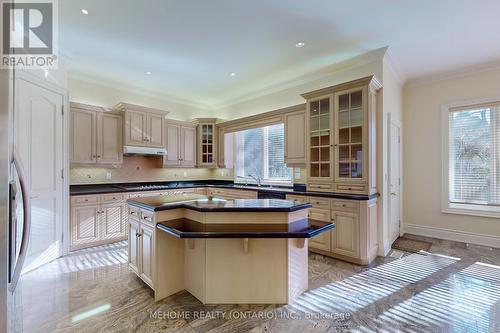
100, 203, 126, 241
125, 110, 147, 146
71, 205, 100, 249
309, 221, 331, 252
97, 113, 123, 164
334, 87, 367, 183
164, 123, 181, 166
181, 126, 196, 167
198, 123, 216, 167
285, 110, 306, 166
331, 211, 359, 258
128, 218, 140, 274
308, 96, 333, 182
70, 108, 96, 164
147, 113, 165, 147
139, 223, 155, 287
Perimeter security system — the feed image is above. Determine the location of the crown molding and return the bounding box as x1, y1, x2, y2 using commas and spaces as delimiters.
68, 71, 210, 110
383, 48, 406, 86
404, 59, 500, 88
213, 47, 388, 110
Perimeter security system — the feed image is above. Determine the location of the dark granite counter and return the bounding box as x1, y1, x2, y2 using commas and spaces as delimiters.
71, 180, 379, 201
127, 195, 312, 212
156, 218, 334, 239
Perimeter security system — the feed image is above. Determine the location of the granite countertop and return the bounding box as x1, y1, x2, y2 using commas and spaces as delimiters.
127, 194, 312, 212
156, 218, 334, 239
70, 180, 379, 201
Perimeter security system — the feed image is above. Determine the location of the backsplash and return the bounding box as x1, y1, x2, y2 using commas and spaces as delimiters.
70, 156, 234, 185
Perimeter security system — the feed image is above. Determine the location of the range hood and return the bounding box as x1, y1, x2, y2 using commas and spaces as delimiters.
123, 146, 167, 156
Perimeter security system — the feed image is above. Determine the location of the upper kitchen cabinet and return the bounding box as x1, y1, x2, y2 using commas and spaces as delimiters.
115, 102, 167, 148
284, 108, 307, 167
217, 127, 234, 169
301, 76, 381, 194
163, 120, 197, 167
194, 118, 217, 168
70, 102, 123, 165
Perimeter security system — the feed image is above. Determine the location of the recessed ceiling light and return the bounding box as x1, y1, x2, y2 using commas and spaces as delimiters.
295, 42, 305, 48
230, 72, 236, 77
81, 9, 89, 15
145, 71, 152, 75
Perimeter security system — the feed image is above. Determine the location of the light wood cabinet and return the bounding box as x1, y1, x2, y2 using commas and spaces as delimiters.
70, 102, 123, 165
195, 119, 217, 168
284, 110, 306, 166
128, 218, 140, 274
164, 121, 196, 167
208, 188, 257, 200
116, 103, 168, 148
139, 222, 155, 287
301, 76, 381, 194
309, 220, 331, 251
331, 211, 359, 258
70, 193, 127, 251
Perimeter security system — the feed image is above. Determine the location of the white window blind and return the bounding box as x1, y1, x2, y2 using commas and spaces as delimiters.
448, 102, 500, 207
234, 124, 292, 184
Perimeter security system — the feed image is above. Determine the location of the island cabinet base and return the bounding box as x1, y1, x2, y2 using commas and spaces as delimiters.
155, 233, 308, 304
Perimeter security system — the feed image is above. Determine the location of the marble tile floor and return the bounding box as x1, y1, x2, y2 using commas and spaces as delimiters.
7, 235, 500, 333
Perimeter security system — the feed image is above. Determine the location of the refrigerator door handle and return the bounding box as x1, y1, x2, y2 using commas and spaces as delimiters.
8, 148, 30, 293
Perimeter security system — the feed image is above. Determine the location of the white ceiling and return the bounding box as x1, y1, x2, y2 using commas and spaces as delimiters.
60, 0, 500, 107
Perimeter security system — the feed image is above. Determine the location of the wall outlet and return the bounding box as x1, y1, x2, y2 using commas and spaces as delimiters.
105, 171, 112, 180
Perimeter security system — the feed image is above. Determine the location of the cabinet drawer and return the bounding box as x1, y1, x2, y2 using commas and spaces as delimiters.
128, 206, 141, 219
308, 208, 331, 222
101, 193, 125, 203
307, 183, 333, 192
71, 195, 100, 205
335, 184, 366, 193
308, 196, 331, 210
286, 194, 307, 202
141, 210, 155, 226
332, 199, 359, 212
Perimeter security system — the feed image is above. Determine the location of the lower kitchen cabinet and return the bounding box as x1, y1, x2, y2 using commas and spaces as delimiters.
70, 193, 127, 251
128, 209, 156, 288
208, 188, 257, 199
331, 211, 359, 258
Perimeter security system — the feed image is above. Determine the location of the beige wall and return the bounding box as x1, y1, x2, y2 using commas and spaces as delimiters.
403, 67, 500, 243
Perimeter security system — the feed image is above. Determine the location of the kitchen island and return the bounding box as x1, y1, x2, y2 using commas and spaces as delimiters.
126, 194, 333, 304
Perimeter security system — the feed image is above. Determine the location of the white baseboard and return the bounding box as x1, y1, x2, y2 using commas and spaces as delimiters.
403, 223, 500, 249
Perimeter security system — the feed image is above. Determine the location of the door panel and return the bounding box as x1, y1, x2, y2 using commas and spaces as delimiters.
140, 223, 154, 287
70, 109, 95, 163
97, 113, 122, 164
15, 79, 64, 272
164, 123, 180, 166
389, 120, 401, 243
71, 205, 100, 248
285, 111, 306, 165
332, 211, 359, 258
126, 110, 146, 146
128, 218, 140, 274
147, 114, 164, 147
181, 126, 196, 167
101, 204, 126, 240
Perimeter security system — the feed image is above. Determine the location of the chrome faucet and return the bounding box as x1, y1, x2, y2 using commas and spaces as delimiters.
248, 174, 262, 187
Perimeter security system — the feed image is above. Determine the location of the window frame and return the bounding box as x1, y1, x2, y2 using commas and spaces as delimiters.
441, 97, 500, 218
233, 123, 293, 187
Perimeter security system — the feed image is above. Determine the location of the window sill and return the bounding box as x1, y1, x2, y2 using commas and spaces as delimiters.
443, 203, 500, 219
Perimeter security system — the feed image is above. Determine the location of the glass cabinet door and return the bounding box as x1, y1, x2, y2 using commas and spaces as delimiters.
309, 97, 331, 178
336, 89, 364, 180
201, 124, 214, 164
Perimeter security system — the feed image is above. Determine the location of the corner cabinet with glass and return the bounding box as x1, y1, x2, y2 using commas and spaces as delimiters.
195, 118, 218, 168
302, 76, 381, 194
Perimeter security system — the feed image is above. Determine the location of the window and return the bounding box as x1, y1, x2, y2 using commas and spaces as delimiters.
442, 99, 500, 217
234, 123, 292, 185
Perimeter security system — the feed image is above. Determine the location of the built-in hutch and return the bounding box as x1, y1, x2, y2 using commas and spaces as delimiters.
301, 75, 380, 194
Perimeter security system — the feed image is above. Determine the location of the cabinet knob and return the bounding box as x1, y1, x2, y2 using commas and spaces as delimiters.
97, 155, 101, 158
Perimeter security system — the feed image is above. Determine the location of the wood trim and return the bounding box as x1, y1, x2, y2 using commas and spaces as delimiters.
218, 104, 305, 133
114, 102, 170, 116
301, 75, 381, 99
70, 101, 113, 113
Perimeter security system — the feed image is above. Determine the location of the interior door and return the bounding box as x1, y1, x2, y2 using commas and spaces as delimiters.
14, 78, 64, 273
389, 118, 402, 243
